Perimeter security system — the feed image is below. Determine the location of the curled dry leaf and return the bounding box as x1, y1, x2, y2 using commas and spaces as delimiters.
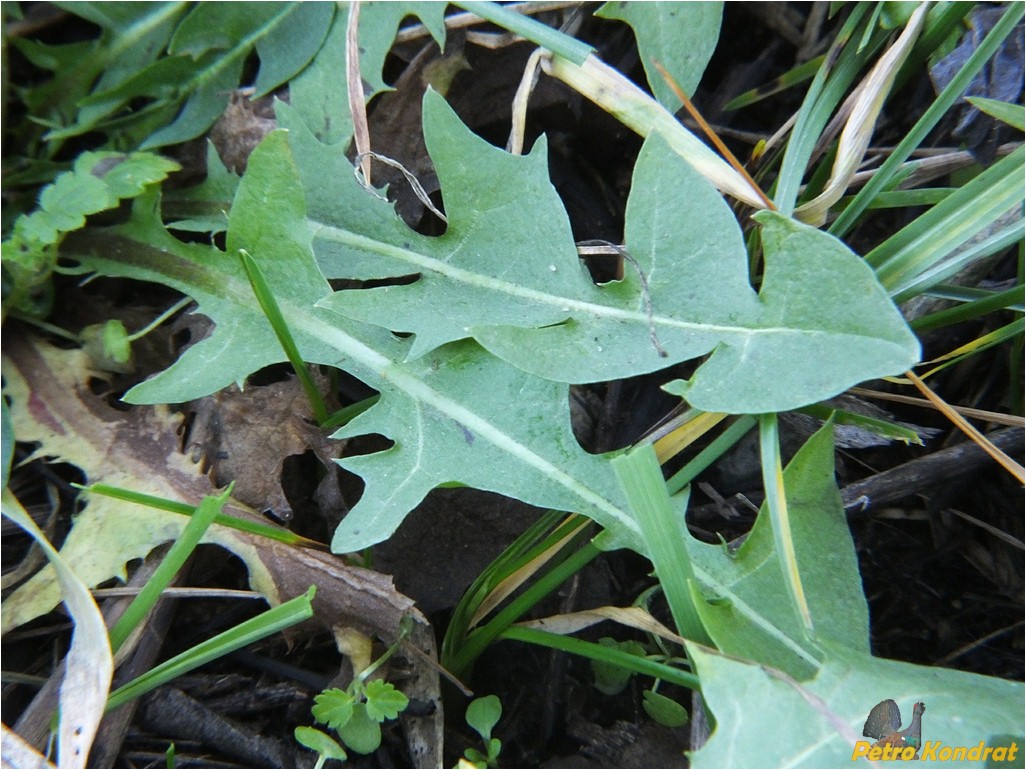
209, 93, 279, 175
2, 332, 422, 641
185, 369, 345, 522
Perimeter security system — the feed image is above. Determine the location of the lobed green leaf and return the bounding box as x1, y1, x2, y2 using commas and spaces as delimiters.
596, 2, 722, 106
363, 679, 409, 722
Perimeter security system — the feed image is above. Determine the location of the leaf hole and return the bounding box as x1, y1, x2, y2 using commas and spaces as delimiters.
245, 363, 293, 387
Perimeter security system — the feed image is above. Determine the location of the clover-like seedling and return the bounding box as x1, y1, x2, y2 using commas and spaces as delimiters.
307, 679, 410, 758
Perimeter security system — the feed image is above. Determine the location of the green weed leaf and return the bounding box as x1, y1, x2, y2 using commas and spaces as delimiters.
683, 421, 870, 679
312, 688, 355, 731
285, 3, 445, 146
642, 689, 689, 728
596, 2, 723, 105
466, 695, 502, 742
141, 3, 334, 148
3, 151, 178, 314
689, 643, 1025, 767
338, 702, 382, 755
363, 679, 409, 722
67, 131, 644, 554
592, 638, 647, 695
308, 91, 918, 413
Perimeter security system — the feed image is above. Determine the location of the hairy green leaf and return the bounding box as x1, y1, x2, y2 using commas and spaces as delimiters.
596, 1, 723, 105
15, 3, 186, 149
305, 90, 917, 413
285, 2, 446, 146
66, 131, 643, 554
684, 422, 870, 680
689, 643, 1025, 768
141, 3, 334, 148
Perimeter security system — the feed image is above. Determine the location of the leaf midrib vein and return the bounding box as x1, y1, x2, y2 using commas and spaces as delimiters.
311, 221, 899, 343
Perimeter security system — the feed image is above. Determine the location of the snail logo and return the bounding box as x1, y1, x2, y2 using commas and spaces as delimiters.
851, 700, 1021, 763
853, 699, 925, 761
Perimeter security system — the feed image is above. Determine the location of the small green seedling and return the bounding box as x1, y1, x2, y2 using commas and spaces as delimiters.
590, 637, 689, 729
302, 634, 411, 759
592, 637, 647, 695
642, 688, 689, 729
308, 678, 409, 757
295, 726, 348, 769
461, 695, 503, 768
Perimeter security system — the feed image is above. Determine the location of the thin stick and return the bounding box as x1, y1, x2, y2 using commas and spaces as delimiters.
904, 370, 1025, 483
346, 1, 372, 185
848, 387, 1025, 428
651, 60, 776, 211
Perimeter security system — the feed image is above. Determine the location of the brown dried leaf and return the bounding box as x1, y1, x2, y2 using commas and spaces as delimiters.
209, 91, 278, 174
3, 333, 421, 640
185, 371, 344, 522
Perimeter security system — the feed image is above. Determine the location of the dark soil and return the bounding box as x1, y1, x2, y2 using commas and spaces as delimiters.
3, 3, 1023, 768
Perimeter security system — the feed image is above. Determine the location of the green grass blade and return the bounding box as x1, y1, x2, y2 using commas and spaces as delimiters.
612, 444, 711, 645
796, 404, 924, 445
443, 512, 586, 659
966, 96, 1026, 131
758, 415, 812, 633
105, 587, 315, 712
451, 1, 593, 65
81, 483, 318, 547
501, 626, 699, 691
891, 221, 1024, 303
321, 394, 380, 431
446, 533, 604, 676
838, 187, 955, 210
107, 489, 229, 652
921, 318, 1026, 378
665, 415, 758, 495
239, 248, 329, 424
867, 147, 1024, 276
911, 284, 1025, 332
443, 509, 571, 662
723, 56, 825, 111
774, 5, 881, 215
830, 3, 1026, 237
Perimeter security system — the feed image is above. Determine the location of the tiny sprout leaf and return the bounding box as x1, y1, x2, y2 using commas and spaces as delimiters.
80, 320, 133, 374
592, 638, 647, 696
4, 151, 178, 315
364, 679, 409, 722
294, 726, 347, 761
465, 695, 502, 742
487, 738, 502, 761
312, 688, 355, 731
338, 702, 383, 755
642, 689, 689, 728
